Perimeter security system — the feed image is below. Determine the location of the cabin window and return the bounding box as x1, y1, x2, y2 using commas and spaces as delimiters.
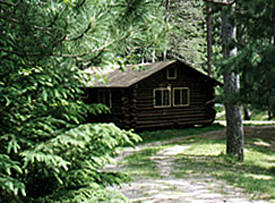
173, 87, 190, 107
167, 67, 177, 79
153, 88, 171, 108
98, 90, 112, 108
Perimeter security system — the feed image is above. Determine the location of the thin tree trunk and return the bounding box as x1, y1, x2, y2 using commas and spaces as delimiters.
273, 0, 275, 45
163, 0, 170, 61
206, 4, 212, 76
221, 7, 244, 161
237, 24, 250, 121
152, 49, 156, 63
243, 105, 251, 120
268, 110, 273, 120
269, 0, 275, 120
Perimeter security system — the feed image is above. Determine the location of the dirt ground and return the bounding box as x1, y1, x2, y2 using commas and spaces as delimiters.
108, 125, 275, 203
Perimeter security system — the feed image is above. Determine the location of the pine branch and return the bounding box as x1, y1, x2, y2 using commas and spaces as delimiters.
0, 0, 15, 7
66, 23, 92, 42
204, 0, 237, 5
61, 34, 129, 58
0, 34, 129, 58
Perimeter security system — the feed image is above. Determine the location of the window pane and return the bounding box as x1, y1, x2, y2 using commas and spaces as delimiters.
155, 90, 162, 106
163, 90, 169, 106
174, 89, 181, 105
182, 90, 188, 104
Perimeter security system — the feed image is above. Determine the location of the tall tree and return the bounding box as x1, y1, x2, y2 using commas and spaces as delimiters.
221, 5, 244, 161
205, 0, 244, 161
0, 0, 166, 202
206, 3, 212, 76
165, 0, 207, 69
233, 1, 275, 119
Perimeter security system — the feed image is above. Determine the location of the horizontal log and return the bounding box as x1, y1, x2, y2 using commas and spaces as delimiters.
136, 103, 206, 109
136, 117, 212, 125
135, 118, 213, 129
136, 115, 209, 122
136, 111, 209, 118
135, 105, 208, 111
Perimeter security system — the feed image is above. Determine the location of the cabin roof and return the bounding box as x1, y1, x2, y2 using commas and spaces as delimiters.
85, 60, 221, 88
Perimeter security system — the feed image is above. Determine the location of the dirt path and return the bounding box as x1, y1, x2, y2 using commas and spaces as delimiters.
108, 126, 275, 203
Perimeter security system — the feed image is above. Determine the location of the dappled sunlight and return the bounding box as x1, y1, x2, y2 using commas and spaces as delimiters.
253, 140, 272, 148
156, 145, 190, 156
107, 125, 275, 202
245, 174, 273, 181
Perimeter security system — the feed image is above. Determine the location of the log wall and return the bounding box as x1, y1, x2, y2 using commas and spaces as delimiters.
86, 62, 216, 130
133, 63, 216, 130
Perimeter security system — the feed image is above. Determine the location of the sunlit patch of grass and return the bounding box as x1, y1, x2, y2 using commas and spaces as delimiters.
121, 147, 163, 179
172, 137, 275, 200
139, 124, 224, 144
117, 125, 275, 200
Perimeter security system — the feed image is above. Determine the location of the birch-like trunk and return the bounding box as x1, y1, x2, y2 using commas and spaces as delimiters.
221, 7, 244, 161
206, 4, 212, 76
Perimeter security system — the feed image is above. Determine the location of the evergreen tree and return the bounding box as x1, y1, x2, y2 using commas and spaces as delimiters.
205, 0, 244, 160
164, 0, 207, 69
0, 0, 166, 201
221, 5, 244, 161
234, 0, 275, 118
207, 0, 275, 159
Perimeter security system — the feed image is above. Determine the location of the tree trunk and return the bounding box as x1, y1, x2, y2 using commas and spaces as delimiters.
243, 105, 251, 120
273, 0, 275, 45
236, 23, 249, 121
163, 0, 170, 61
221, 7, 244, 161
269, 0, 275, 121
206, 4, 212, 76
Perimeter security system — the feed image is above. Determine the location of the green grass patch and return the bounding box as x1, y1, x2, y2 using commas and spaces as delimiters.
139, 124, 224, 144
118, 124, 275, 200
172, 137, 275, 200
121, 147, 163, 179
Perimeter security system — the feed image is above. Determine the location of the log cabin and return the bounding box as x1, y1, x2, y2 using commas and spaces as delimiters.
84, 60, 221, 130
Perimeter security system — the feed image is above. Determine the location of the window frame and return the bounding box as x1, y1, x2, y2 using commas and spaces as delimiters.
166, 67, 177, 80
153, 87, 171, 108
173, 87, 190, 107
98, 89, 112, 109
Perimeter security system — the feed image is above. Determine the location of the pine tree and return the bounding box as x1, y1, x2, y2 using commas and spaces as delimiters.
164, 0, 207, 69
204, 0, 244, 160
0, 0, 166, 201
221, 5, 244, 161
207, 0, 275, 159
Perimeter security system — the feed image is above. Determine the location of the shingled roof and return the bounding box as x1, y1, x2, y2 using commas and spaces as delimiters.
85, 60, 221, 88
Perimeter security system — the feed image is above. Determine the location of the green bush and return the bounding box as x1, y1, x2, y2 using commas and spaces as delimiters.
0, 0, 168, 201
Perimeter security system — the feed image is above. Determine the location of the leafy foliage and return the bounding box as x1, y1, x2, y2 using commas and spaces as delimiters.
165, 0, 207, 69
0, 0, 166, 201
209, 1, 275, 116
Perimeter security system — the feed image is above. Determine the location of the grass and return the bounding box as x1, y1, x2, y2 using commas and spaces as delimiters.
121, 147, 164, 179
120, 125, 225, 181
139, 124, 224, 144
119, 124, 275, 201
215, 105, 275, 121
172, 136, 275, 200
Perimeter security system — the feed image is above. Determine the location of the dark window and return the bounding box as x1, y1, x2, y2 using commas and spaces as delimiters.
173, 88, 189, 107
167, 67, 177, 79
154, 88, 171, 108
98, 90, 112, 108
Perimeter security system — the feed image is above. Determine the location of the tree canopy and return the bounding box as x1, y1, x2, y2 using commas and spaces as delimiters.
0, 0, 167, 202
1, 0, 275, 201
